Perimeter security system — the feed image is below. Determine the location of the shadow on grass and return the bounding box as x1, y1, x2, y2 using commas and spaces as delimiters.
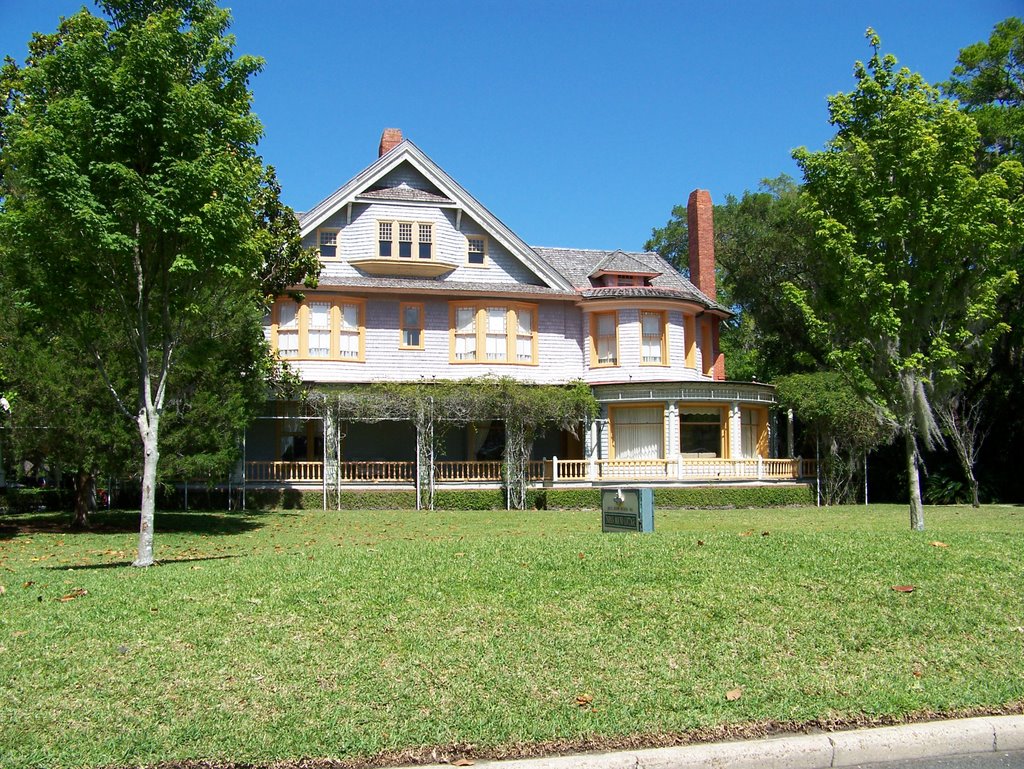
47, 554, 242, 570
0, 509, 280, 539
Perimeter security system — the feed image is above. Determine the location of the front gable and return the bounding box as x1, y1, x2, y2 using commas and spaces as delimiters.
300, 138, 574, 292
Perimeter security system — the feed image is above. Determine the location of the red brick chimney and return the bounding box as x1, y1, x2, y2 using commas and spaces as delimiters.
378, 128, 403, 157
688, 189, 725, 380
687, 189, 716, 301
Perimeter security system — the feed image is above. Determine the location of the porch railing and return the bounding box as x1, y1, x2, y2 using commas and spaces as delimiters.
245, 457, 815, 485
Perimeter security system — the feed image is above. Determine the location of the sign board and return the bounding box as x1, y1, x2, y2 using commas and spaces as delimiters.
601, 488, 654, 533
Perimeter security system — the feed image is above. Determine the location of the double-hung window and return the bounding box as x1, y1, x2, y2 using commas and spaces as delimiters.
378, 222, 393, 257
467, 236, 486, 265
418, 223, 432, 259
277, 301, 299, 358
398, 222, 413, 257
516, 308, 534, 362
307, 301, 331, 357
338, 302, 361, 359
454, 307, 478, 360
641, 311, 667, 365
318, 229, 338, 259
485, 307, 507, 361
400, 303, 424, 349
592, 312, 618, 366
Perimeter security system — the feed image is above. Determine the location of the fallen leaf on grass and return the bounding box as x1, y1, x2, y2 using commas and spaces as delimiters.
696, 540, 705, 547
930, 541, 949, 548
725, 687, 743, 701
58, 588, 88, 602
761, 531, 770, 537
891, 585, 915, 593
578, 552, 585, 560
739, 531, 753, 537
575, 693, 594, 707
23, 581, 34, 588
11, 630, 28, 638
0, 585, 5, 595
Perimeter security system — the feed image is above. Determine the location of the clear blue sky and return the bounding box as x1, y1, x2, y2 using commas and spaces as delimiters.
1, 1, 1018, 251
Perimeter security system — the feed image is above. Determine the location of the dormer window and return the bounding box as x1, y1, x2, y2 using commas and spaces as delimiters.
377, 219, 435, 260
378, 222, 393, 257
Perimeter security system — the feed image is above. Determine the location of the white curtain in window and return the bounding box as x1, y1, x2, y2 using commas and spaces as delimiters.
596, 313, 616, 363
516, 308, 533, 361
642, 313, 662, 363
278, 301, 298, 355
308, 302, 330, 357
455, 307, 476, 359
486, 307, 506, 360
338, 303, 359, 358
612, 407, 664, 459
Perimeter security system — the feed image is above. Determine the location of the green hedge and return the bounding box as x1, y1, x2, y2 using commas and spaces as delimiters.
237, 484, 813, 512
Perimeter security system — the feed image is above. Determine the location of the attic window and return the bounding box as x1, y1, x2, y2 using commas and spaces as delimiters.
379, 222, 393, 257
605, 274, 646, 287
467, 237, 486, 265
398, 222, 413, 257
418, 223, 432, 259
318, 229, 338, 259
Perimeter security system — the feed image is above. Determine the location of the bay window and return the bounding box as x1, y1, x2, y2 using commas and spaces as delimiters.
450, 303, 537, 364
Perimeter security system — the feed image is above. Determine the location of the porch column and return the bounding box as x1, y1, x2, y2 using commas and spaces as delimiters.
586, 416, 600, 481
729, 401, 741, 460
787, 408, 795, 458
666, 401, 680, 479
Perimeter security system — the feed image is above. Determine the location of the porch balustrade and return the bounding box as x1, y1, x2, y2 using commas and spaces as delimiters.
245, 456, 815, 485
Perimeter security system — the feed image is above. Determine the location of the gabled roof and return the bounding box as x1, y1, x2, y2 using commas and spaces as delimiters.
589, 250, 661, 278
299, 140, 575, 291
534, 247, 730, 314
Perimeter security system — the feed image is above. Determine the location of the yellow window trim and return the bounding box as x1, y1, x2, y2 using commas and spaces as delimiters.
399, 301, 425, 350
448, 301, 538, 366
701, 319, 714, 376
639, 310, 670, 367
271, 295, 366, 362
589, 310, 619, 368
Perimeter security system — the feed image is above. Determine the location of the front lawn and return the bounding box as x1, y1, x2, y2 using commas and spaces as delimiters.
1, 504, 1022, 768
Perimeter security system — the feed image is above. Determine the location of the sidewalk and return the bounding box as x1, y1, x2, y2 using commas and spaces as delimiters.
406, 716, 1024, 769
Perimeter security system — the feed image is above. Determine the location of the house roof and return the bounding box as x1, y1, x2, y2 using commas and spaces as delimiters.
589, 250, 661, 278
299, 140, 575, 292
533, 247, 729, 314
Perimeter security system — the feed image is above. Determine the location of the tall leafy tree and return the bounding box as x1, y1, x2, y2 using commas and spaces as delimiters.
0, 0, 314, 564
788, 31, 1022, 530
943, 16, 1024, 166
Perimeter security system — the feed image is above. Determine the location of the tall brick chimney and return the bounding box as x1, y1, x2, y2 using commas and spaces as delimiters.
687, 189, 716, 301
687, 189, 725, 380
378, 128, 403, 157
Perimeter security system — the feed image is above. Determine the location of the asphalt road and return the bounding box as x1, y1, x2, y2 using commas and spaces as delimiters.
849, 750, 1024, 768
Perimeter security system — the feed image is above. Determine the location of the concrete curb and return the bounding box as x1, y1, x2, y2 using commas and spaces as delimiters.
404, 716, 1024, 769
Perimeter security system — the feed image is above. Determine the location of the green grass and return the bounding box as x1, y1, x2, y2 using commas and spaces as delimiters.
1, 504, 1022, 768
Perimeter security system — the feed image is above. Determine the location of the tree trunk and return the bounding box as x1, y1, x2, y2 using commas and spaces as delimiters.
904, 431, 925, 531
968, 469, 980, 508
134, 409, 160, 567
72, 469, 95, 529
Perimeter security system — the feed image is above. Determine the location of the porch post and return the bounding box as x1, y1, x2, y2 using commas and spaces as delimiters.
321, 415, 327, 511
786, 409, 794, 458
552, 455, 559, 484
241, 431, 246, 511
667, 401, 680, 480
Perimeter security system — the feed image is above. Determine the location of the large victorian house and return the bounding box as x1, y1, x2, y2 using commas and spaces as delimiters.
244, 130, 809, 494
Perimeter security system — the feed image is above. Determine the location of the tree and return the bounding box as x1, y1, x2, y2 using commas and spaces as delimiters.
775, 372, 892, 505
788, 31, 1022, 530
943, 17, 1024, 166
0, 0, 315, 564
